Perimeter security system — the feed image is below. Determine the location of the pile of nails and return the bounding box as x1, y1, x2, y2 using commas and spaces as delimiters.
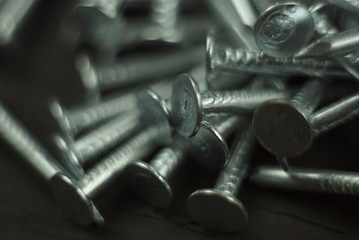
1, 0, 359, 234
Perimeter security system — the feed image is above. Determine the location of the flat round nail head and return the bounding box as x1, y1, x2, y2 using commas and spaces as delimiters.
137, 89, 172, 139
188, 121, 229, 169
171, 74, 202, 137
252, 99, 312, 157
127, 162, 173, 208
187, 189, 248, 233
51, 173, 104, 226
254, 3, 314, 58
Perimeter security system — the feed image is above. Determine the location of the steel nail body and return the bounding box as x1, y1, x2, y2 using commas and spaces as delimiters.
210, 44, 349, 78
250, 166, 359, 195
187, 125, 256, 233
54, 110, 142, 170
96, 45, 204, 91
171, 73, 287, 137
51, 89, 173, 225
296, 27, 359, 58
253, 0, 314, 58
207, 0, 258, 50
51, 92, 137, 141
0, 0, 39, 45
0, 101, 72, 181
51, 122, 171, 226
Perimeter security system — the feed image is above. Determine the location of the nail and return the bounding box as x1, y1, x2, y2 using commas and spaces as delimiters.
53, 110, 142, 169
250, 166, 359, 195
206, 30, 252, 90
310, 10, 359, 81
253, 78, 325, 157
207, 0, 258, 50
126, 116, 241, 208
296, 27, 359, 59
93, 45, 204, 91
54, 87, 171, 170
253, 0, 314, 58
51, 90, 173, 226
187, 125, 256, 232
50, 91, 137, 141
0, 101, 73, 181
115, 14, 210, 48
254, 88, 359, 158
0, 0, 39, 45
151, 0, 180, 41
171, 73, 287, 137
74, 0, 127, 57
208, 39, 349, 78
309, 91, 359, 136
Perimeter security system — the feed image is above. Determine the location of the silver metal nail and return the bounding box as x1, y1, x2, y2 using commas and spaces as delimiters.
310, 91, 359, 136
51, 90, 173, 226
171, 73, 287, 137
96, 45, 203, 91
250, 166, 359, 195
187, 125, 256, 233
74, 0, 127, 59
206, 0, 258, 50
253, 0, 314, 58
0, 0, 39, 45
208, 41, 350, 78
150, 0, 180, 42
253, 78, 325, 157
126, 116, 241, 208
50, 91, 137, 141
254, 88, 359, 158
296, 27, 359, 59
205, 30, 252, 90
310, 9, 359, 81
53, 110, 142, 169
0, 101, 75, 181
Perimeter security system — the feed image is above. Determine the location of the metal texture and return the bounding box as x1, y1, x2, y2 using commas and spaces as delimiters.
205, 30, 252, 91
296, 27, 359, 58
250, 166, 359, 195
253, 79, 325, 157
0, 0, 39, 45
311, 10, 359, 81
126, 116, 240, 208
254, 90, 359, 158
0, 101, 73, 181
187, 125, 256, 233
171, 73, 287, 137
207, 0, 258, 50
74, 0, 127, 56
208, 40, 350, 78
50, 92, 137, 142
51, 122, 169, 226
253, 0, 314, 58
50, 90, 173, 225
95, 45, 204, 91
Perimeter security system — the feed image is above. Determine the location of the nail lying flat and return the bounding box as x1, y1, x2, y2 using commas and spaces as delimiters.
250, 166, 359, 195
171, 73, 287, 137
